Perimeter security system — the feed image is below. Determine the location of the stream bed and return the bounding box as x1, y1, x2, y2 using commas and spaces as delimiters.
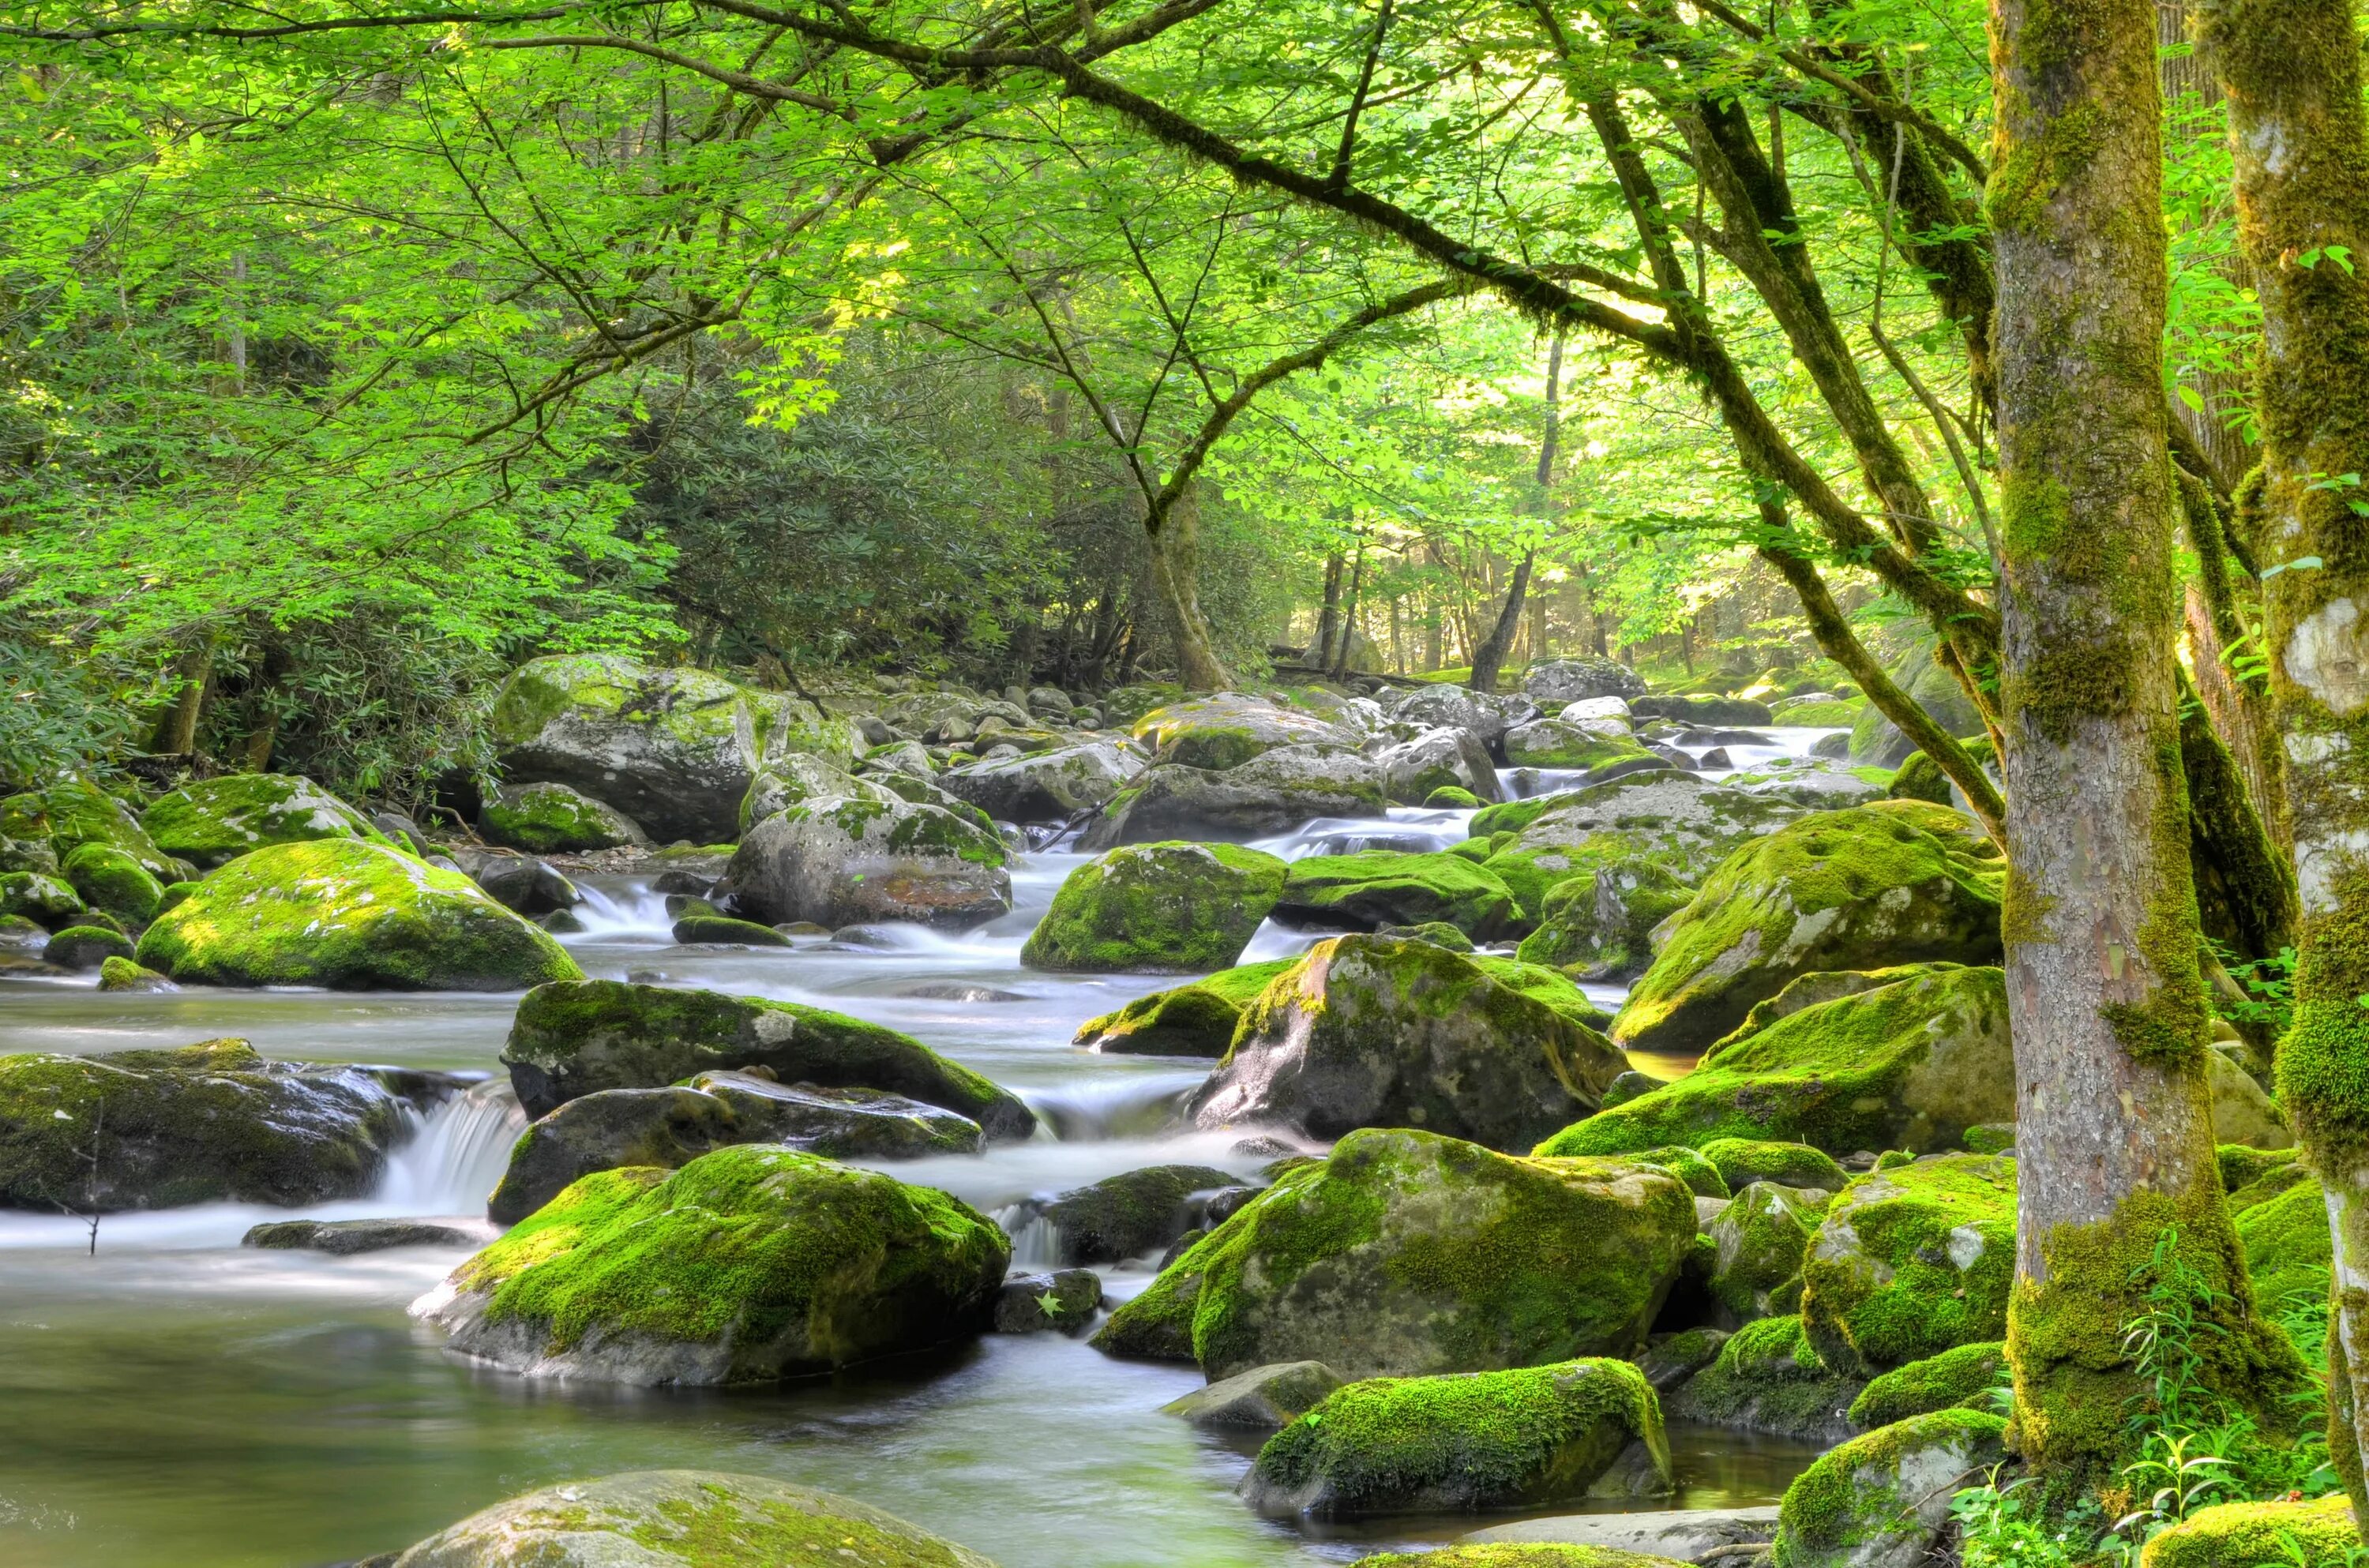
0, 737, 1843, 1567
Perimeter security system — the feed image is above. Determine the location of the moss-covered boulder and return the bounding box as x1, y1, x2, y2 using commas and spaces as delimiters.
44, 924, 134, 970
479, 780, 646, 853
1699, 1139, 1849, 1194
1023, 842, 1286, 973
0, 1040, 417, 1210
672, 913, 790, 946
384, 1470, 1000, 1568
1472, 955, 1615, 1032
1243, 1360, 1670, 1518
1549, 966, 2014, 1158
1770, 1409, 2008, 1568
940, 739, 1143, 824
1669, 1314, 1863, 1442
2, 779, 175, 880
1016, 1163, 1240, 1265
1351, 1548, 1690, 1568
96, 955, 175, 992
2234, 1177, 2334, 1316
1478, 773, 1807, 918
726, 795, 1010, 930
1797, 1153, 2016, 1375
1072, 960, 1294, 1056
1707, 1182, 1825, 1322
416, 1146, 1008, 1383
1161, 1360, 1344, 1431
486, 1069, 986, 1225
1516, 856, 1695, 981
1376, 726, 1504, 805
739, 753, 898, 835
489, 654, 854, 844
1612, 802, 2003, 1057
1529, 658, 1649, 707
2137, 1494, 2359, 1568
1078, 745, 1389, 848
1189, 935, 1628, 1151
138, 774, 386, 872
135, 839, 582, 991
1097, 1127, 1697, 1380
62, 842, 165, 930
1272, 851, 1526, 941
1846, 1341, 2005, 1429
501, 979, 1033, 1138
0, 869, 84, 929
1133, 695, 1353, 771
1504, 725, 1661, 775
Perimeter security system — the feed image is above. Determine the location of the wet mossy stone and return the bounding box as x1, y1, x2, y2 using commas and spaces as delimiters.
1516, 857, 1695, 981
1189, 935, 1628, 1152
726, 795, 1011, 932
1633, 1325, 1730, 1392
2136, 1494, 2359, 1568
0, 869, 85, 929
1699, 1140, 1847, 1195
1102, 1127, 1698, 1381
479, 779, 645, 854
1076, 745, 1390, 850
1612, 801, 2004, 1057
1770, 1409, 2007, 1568
1072, 960, 1296, 1056
1797, 1153, 2016, 1375
1, 778, 176, 880
1425, 786, 1482, 808
1549, 966, 2015, 1159
741, 755, 897, 835
1631, 695, 1777, 727
96, 955, 175, 992
1478, 774, 1808, 917
1244, 1359, 1670, 1519
1504, 724, 1659, 773
419, 1148, 1009, 1385
1019, 1164, 1241, 1265
1133, 694, 1354, 771
0, 1040, 415, 1210
1377, 726, 1505, 805
2234, 1176, 2334, 1318
1669, 1314, 1863, 1442
1273, 851, 1526, 942
1846, 1341, 2005, 1429
1377, 919, 1474, 951
670, 913, 791, 947
134, 839, 583, 992
61, 842, 164, 930
1707, 1182, 1824, 1322
1022, 842, 1286, 973
1351, 1547, 1691, 1568
246, 1217, 482, 1255
1162, 1360, 1344, 1430
138, 774, 387, 872
1470, 956, 1614, 1033
42, 924, 135, 970
380, 1469, 1002, 1567
940, 739, 1142, 824
0, 833, 58, 875
501, 979, 1033, 1138
487, 1069, 986, 1225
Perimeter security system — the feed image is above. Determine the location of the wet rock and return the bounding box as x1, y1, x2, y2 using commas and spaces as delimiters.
1012, 1164, 1240, 1265
0, 870, 85, 930
460, 853, 581, 917
726, 795, 1011, 930
940, 740, 1143, 823
44, 924, 134, 970
1072, 960, 1295, 1056
1376, 726, 1504, 805
1271, 852, 1525, 942
1633, 1326, 1730, 1393
1162, 1360, 1343, 1431
245, 1217, 488, 1255
1022, 841, 1286, 973
1526, 658, 1648, 706
1515, 856, 1694, 981
479, 780, 646, 853
1133, 695, 1353, 770
670, 914, 790, 947
1076, 745, 1388, 848
1631, 695, 1776, 726
96, 955, 175, 992
62, 843, 165, 930
1504, 723, 1659, 773
1772, 1409, 2007, 1568
1456, 1504, 1778, 1559
991, 1269, 1102, 1334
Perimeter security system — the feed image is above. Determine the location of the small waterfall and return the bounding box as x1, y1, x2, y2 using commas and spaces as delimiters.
1250, 805, 1479, 862
993, 1204, 1066, 1270
1233, 919, 1339, 965
1022, 1072, 1203, 1141
374, 1079, 527, 1215
566, 880, 674, 940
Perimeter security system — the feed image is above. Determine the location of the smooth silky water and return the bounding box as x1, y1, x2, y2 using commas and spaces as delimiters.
0, 740, 1842, 1566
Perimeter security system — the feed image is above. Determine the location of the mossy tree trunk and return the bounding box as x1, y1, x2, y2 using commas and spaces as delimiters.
2200, 0, 2369, 1510
1988, 0, 2300, 1498
1144, 480, 1231, 694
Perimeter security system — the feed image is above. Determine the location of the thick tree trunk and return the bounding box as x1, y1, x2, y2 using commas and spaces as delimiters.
1146, 479, 1230, 692
1329, 546, 1367, 681
2201, 0, 2369, 1510
153, 636, 212, 757
1468, 550, 1535, 696
1315, 552, 1346, 669
1989, 0, 2299, 1497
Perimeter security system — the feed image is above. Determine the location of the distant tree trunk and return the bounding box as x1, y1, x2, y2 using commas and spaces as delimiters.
2202, 0, 2369, 1510
1146, 478, 1230, 692
153, 636, 212, 757
1315, 552, 1346, 668
1329, 543, 1367, 680
1468, 551, 1536, 696
1991, 0, 2303, 1498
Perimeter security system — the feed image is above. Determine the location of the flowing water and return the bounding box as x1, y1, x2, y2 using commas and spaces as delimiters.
0, 735, 1843, 1567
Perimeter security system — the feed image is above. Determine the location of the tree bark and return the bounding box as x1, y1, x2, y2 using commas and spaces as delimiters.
153, 636, 212, 758
2201, 0, 2369, 1510
1315, 551, 1346, 669
1147, 478, 1229, 692
1468, 550, 1536, 696
1990, 0, 2300, 1496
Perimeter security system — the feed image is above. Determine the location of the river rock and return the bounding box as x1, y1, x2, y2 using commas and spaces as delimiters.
726, 795, 1010, 930
1391, 685, 1531, 745
1515, 855, 1694, 981
1072, 960, 1296, 1056
1706, 1181, 1823, 1322
940, 740, 1143, 823
0, 1040, 420, 1210
43, 925, 134, 970
500, 979, 1033, 1138
62, 843, 166, 930
1022, 842, 1286, 973
1, 870, 85, 929
1162, 1360, 1343, 1431
96, 955, 175, 991
1527, 658, 1648, 706
489, 654, 854, 844
2235, 1176, 2335, 1313
479, 780, 646, 853
1847, 1341, 2008, 1428
378, 1469, 1001, 1567
738, 754, 895, 833
1133, 695, 1353, 770
1669, 1313, 1864, 1442
1504, 723, 1661, 775
245, 1217, 488, 1255
2, 779, 177, 880
1271, 852, 1525, 941
1189, 935, 1626, 1152
487, 1069, 985, 1225
1076, 745, 1389, 848
1772, 1409, 2008, 1568
1632, 695, 1777, 726
415, 1146, 1008, 1383
1242, 1359, 1669, 1518
1094, 1127, 1695, 1379
1612, 801, 2003, 1058
139, 774, 386, 872
1475, 772, 1806, 915
1376, 726, 1504, 805
1011, 1164, 1239, 1265
457, 852, 580, 917
1458, 1504, 1777, 1559
136, 840, 581, 991
991, 1269, 1102, 1334
1799, 1153, 2016, 1375
2138, 1495, 2360, 1568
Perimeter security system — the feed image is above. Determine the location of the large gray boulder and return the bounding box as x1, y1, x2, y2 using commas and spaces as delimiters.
1132, 695, 1353, 770
1391, 685, 1531, 745
1526, 658, 1647, 706
1188, 934, 1627, 1151
1772, 1410, 2009, 1567
1077, 745, 1387, 849
1375, 726, 1504, 805
939, 739, 1143, 823
1848, 641, 1985, 766
726, 795, 1010, 929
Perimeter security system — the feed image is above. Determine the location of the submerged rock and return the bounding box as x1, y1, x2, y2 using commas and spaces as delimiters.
991, 1269, 1102, 1334
135, 839, 583, 991
1771, 1409, 2007, 1568
478, 780, 646, 853
415, 1146, 1009, 1384
139, 773, 386, 872
245, 1217, 486, 1255
726, 795, 1011, 930
1162, 1360, 1343, 1431
1022, 842, 1286, 973
377, 1469, 1001, 1567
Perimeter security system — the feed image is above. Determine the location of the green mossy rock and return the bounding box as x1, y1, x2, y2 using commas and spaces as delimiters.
1379, 919, 1475, 951
1516, 857, 1695, 981
1770, 1409, 2008, 1568
1273, 850, 1526, 941
1798, 1153, 2016, 1375
1100, 1127, 1697, 1380
1425, 786, 1482, 808
939, 739, 1141, 824
501, 979, 1033, 1138
1350, 1548, 1691, 1568
0, 1040, 414, 1210
671, 913, 791, 947
1, 779, 175, 880
1504, 726, 1658, 772
480, 780, 646, 853
1774, 700, 1864, 727
1244, 1359, 1669, 1518
1077, 746, 1390, 849
1549, 966, 2014, 1159
1027, 1163, 1240, 1266
2234, 1177, 2334, 1316
1613, 801, 2003, 1057
1072, 961, 1295, 1056
43, 924, 135, 970
384, 1469, 1001, 1567
739, 754, 894, 835
2137, 1494, 2359, 1568
727, 795, 1010, 931
1470, 956, 1615, 1032
1669, 1314, 1863, 1442
1597, 1145, 1729, 1199
1189, 936, 1627, 1152
62, 843, 164, 930
1699, 1139, 1848, 1195
1846, 1341, 2005, 1429
0, 870, 84, 929
96, 955, 175, 992
1707, 1182, 1825, 1322
1846, 642, 1985, 767
135, 839, 583, 992
1022, 842, 1286, 973
1477, 773, 1808, 920
2220, 1143, 2303, 1201
1161, 1360, 1344, 1430
1134, 695, 1351, 771
138, 774, 386, 872
418, 1146, 1009, 1384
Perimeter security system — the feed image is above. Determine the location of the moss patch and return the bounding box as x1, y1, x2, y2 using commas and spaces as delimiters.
1800, 1153, 2017, 1375
1073, 960, 1296, 1056
1847, 1340, 2005, 1429
1023, 841, 1286, 973
1275, 850, 1526, 941
138, 774, 387, 872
